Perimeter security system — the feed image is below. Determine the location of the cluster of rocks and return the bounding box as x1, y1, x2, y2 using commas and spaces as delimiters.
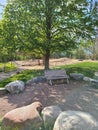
1, 102, 98, 130
1, 71, 98, 95
69, 72, 98, 88
1, 70, 98, 96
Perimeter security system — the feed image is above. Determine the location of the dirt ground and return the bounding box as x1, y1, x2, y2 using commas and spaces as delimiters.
14, 57, 94, 70
1, 58, 98, 120
0, 80, 85, 117
1, 81, 98, 121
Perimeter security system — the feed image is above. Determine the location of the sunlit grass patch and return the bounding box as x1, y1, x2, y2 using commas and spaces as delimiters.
55, 61, 98, 78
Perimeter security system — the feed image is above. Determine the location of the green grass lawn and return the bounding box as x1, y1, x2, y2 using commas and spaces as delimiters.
0, 61, 98, 88
56, 61, 98, 78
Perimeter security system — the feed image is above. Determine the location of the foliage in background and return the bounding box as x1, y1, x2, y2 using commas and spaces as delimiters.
0, 0, 97, 69
0, 62, 17, 72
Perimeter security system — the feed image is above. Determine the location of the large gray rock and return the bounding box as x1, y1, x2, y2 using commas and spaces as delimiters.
26, 79, 34, 85
70, 73, 84, 80
42, 105, 62, 126
53, 111, 98, 130
94, 72, 98, 80
5, 80, 25, 94
2, 102, 43, 130
83, 77, 98, 88
26, 76, 46, 85
83, 76, 92, 82
90, 79, 98, 88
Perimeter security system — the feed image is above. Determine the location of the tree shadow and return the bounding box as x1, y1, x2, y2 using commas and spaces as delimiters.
0, 80, 90, 117
60, 85, 98, 120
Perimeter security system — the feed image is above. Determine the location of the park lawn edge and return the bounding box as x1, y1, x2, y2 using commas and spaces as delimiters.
0, 61, 98, 88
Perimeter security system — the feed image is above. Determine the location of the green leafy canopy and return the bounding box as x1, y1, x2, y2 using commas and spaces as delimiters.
0, 0, 97, 69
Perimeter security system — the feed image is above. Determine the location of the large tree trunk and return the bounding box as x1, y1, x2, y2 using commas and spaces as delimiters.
44, 1, 52, 70
44, 50, 50, 70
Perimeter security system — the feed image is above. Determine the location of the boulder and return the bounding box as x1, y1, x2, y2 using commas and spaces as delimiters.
70, 73, 84, 80
0, 88, 8, 95
33, 76, 46, 84
42, 105, 62, 126
5, 80, 25, 94
53, 111, 98, 130
2, 102, 43, 130
26, 79, 34, 85
26, 76, 46, 85
94, 72, 98, 80
83, 77, 98, 88
90, 79, 98, 88
83, 76, 92, 82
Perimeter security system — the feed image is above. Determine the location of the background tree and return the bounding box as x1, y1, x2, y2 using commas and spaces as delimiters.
1, 0, 97, 69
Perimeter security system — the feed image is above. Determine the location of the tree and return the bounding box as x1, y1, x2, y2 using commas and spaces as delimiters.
1, 0, 97, 69
90, 0, 98, 59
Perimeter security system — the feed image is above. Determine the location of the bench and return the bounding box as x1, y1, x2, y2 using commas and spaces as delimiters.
45, 70, 69, 85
